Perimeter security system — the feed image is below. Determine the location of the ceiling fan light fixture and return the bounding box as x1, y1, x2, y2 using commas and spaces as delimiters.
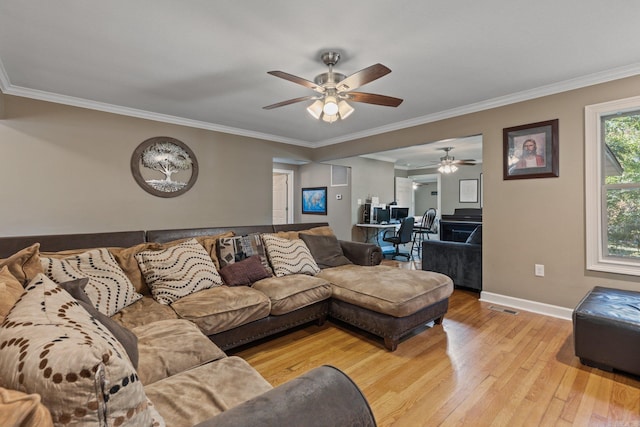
338, 100, 354, 119
323, 96, 339, 115
321, 112, 338, 123
306, 100, 323, 119
438, 162, 458, 174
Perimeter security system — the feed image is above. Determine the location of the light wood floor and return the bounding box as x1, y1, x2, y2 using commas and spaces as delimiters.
233, 261, 640, 426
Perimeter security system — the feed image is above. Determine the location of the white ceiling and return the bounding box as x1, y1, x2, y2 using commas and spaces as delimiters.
2, 1, 640, 167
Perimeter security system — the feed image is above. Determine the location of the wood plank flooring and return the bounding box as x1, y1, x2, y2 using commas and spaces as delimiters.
232, 263, 640, 426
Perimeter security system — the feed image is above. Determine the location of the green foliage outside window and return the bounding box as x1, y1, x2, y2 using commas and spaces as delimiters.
604, 113, 640, 257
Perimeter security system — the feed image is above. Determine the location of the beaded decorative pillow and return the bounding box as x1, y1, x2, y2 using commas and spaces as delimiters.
0, 274, 163, 426
261, 234, 321, 277
40, 248, 142, 316
135, 238, 224, 305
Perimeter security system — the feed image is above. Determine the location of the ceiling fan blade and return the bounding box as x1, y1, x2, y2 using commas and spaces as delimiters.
336, 63, 391, 92
267, 71, 325, 93
263, 95, 317, 110
452, 159, 477, 164
346, 92, 403, 107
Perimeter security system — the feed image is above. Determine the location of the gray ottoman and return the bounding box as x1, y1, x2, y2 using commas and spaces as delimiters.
573, 286, 640, 376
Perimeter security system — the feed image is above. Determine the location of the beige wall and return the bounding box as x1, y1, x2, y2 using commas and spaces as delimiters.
314, 75, 640, 309
0, 95, 312, 236
5, 74, 640, 310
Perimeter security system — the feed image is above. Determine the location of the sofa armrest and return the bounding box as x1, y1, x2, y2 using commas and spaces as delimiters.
422, 240, 482, 291
194, 365, 377, 427
340, 240, 382, 266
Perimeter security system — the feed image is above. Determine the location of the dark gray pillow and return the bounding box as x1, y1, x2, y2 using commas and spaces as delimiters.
59, 278, 139, 368
299, 233, 353, 269
465, 225, 482, 245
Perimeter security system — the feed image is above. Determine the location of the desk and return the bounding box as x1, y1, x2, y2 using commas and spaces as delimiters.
356, 223, 400, 245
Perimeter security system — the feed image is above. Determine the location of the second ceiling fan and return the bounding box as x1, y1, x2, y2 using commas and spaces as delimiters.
263, 51, 403, 123
415, 147, 477, 174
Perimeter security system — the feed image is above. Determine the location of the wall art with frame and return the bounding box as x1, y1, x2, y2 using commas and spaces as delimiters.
503, 119, 559, 180
459, 179, 479, 203
301, 187, 327, 215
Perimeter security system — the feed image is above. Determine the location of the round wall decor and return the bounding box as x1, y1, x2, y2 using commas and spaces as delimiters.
131, 136, 199, 198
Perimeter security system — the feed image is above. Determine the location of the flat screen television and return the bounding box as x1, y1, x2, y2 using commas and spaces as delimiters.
390, 206, 409, 221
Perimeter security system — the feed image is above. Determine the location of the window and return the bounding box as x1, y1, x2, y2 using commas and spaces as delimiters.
585, 96, 640, 275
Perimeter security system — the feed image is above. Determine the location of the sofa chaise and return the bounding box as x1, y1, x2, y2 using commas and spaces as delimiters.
0, 222, 453, 425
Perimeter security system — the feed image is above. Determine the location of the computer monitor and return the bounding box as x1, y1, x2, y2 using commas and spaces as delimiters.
373, 207, 391, 224
390, 206, 409, 221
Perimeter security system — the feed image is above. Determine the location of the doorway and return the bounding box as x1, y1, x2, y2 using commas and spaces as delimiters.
273, 169, 294, 224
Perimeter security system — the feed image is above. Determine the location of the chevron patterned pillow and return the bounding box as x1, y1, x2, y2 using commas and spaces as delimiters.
135, 238, 223, 305
261, 234, 321, 277
41, 248, 142, 316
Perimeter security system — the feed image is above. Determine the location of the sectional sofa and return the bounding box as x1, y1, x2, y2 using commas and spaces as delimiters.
0, 222, 453, 426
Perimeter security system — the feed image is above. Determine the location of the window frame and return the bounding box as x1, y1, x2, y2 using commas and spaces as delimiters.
585, 95, 640, 276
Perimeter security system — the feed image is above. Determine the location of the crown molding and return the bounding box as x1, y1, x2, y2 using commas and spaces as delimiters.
2, 58, 640, 149
313, 63, 640, 148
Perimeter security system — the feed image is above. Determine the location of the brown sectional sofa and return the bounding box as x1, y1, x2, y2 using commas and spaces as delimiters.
0, 222, 453, 426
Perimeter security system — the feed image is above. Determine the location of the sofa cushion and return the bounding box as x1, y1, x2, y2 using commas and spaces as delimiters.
218, 233, 273, 275
219, 255, 271, 287
299, 233, 353, 269
317, 265, 454, 318
40, 247, 143, 316
132, 319, 226, 385
109, 232, 234, 296
58, 277, 139, 368
170, 286, 271, 335
145, 356, 272, 427
273, 225, 335, 240
0, 243, 43, 286
261, 234, 321, 277
0, 273, 161, 426
135, 238, 224, 305
0, 266, 25, 322
252, 274, 332, 315
109, 242, 162, 295
110, 295, 180, 329
0, 387, 53, 427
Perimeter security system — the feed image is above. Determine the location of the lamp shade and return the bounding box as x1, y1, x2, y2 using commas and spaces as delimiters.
323, 96, 339, 115
306, 100, 323, 119
338, 100, 354, 119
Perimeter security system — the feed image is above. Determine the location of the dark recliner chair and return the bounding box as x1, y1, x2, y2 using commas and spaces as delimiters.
382, 217, 415, 261
422, 225, 482, 291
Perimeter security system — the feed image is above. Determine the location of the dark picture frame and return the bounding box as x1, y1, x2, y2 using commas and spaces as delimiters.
459, 179, 479, 203
503, 119, 559, 180
301, 187, 327, 215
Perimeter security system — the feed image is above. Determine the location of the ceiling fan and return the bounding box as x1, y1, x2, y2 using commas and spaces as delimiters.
417, 147, 477, 173
263, 51, 403, 123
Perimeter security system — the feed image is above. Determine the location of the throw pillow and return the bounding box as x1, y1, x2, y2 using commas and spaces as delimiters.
299, 233, 353, 269
0, 274, 160, 426
0, 243, 43, 286
261, 234, 321, 277
465, 225, 483, 245
40, 248, 143, 316
58, 278, 139, 368
135, 238, 224, 305
0, 266, 25, 322
219, 255, 271, 286
217, 233, 273, 275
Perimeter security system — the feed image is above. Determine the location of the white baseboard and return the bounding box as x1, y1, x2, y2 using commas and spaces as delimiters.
479, 291, 573, 321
